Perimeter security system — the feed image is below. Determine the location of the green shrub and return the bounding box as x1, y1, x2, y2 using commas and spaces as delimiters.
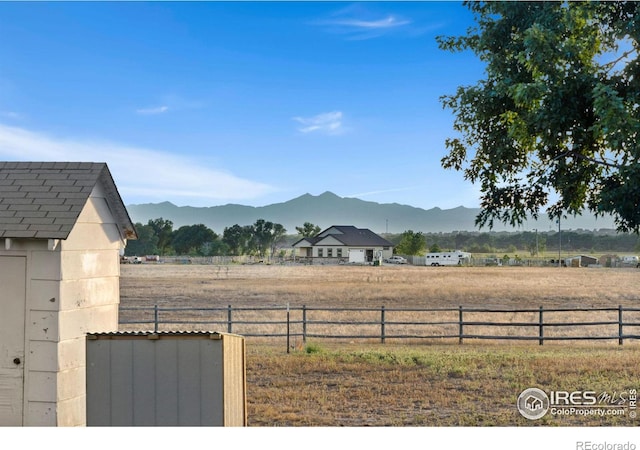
305, 342, 323, 354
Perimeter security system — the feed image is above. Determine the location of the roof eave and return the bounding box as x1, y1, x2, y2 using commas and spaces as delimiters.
98, 166, 138, 240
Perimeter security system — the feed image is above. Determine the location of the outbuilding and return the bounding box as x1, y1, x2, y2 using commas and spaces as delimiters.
0, 162, 137, 426
565, 254, 599, 268
85, 331, 247, 426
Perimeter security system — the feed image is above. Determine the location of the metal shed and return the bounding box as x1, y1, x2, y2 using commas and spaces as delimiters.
85, 331, 247, 427
565, 255, 599, 267
0, 162, 136, 426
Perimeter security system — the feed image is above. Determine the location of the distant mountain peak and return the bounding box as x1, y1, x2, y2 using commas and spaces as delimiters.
126, 193, 617, 234
296, 191, 340, 200
129, 200, 176, 208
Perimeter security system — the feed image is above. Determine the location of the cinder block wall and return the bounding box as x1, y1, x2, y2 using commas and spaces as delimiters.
23, 184, 123, 426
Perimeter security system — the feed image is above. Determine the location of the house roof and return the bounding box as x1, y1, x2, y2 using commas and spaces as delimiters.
293, 225, 393, 248
567, 255, 598, 261
0, 162, 137, 240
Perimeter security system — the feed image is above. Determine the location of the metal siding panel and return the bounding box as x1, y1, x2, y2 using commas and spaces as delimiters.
155, 340, 178, 426
200, 340, 223, 426
109, 340, 133, 426
132, 340, 156, 426
177, 340, 201, 425
86, 340, 112, 426
85, 333, 245, 427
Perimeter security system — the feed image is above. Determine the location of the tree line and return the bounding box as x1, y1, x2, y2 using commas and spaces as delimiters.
126, 218, 639, 258
125, 219, 321, 258
390, 229, 640, 257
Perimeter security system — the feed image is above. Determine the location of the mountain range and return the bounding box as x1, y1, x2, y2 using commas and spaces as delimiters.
126, 191, 618, 235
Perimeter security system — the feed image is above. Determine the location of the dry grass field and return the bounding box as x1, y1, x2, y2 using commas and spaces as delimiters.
120, 263, 640, 308
119, 263, 640, 426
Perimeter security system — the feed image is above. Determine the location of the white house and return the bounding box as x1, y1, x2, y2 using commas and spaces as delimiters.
0, 162, 136, 426
292, 225, 394, 263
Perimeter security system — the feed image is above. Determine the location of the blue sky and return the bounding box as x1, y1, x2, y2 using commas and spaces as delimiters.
0, 1, 485, 209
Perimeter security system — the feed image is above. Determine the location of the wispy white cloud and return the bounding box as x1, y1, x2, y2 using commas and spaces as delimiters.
0, 123, 276, 206
293, 111, 344, 135
136, 105, 169, 115
0, 111, 24, 120
161, 94, 207, 111
316, 5, 413, 40
135, 94, 207, 116
330, 16, 411, 30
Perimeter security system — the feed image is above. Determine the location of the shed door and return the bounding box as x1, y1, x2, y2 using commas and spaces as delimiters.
0, 256, 26, 426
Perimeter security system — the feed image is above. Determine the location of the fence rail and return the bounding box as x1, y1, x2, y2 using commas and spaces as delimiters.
119, 304, 640, 348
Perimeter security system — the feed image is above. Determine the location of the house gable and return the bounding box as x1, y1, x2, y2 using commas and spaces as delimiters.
318, 226, 348, 238
0, 162, 136, 241
292, 237, 317, 248
314, 235, 344, 246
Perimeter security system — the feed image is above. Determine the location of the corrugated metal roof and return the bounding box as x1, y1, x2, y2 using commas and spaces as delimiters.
87, 331, 244, 340
0, 161, 137, 240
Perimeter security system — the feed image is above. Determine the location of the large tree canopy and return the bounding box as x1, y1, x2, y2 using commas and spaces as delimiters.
395, 230, 427, 256
296, 222, 321, 238
438, 1, 640, 232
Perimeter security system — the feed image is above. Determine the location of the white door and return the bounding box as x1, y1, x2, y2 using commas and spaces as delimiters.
349, 249, 365, 263
0, 256, 26, 426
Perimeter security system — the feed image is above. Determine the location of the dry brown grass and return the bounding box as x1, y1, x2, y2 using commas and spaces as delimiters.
119, 263, 640, 426
120, 263, 640, 309
246, 343, 640, 427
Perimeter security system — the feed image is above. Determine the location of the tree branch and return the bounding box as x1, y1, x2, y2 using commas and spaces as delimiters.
553, 150, 622, 169
569, 152, 622, 169
601, 47, 638, 74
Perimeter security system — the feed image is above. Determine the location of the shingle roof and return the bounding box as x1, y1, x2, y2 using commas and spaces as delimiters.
320, 225, 394, 247
293, 225, 393, 248
0, 162, 137, 240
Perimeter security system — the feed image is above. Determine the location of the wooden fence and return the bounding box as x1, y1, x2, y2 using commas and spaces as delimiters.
119, 305, 640, 348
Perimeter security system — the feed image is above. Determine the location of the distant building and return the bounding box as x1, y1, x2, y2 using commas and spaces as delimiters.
292, 225, 393, 263
565, 255, 599, 267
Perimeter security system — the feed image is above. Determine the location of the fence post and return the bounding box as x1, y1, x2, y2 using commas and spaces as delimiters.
154, 304, 159, 333
227, 304, 232, 334
381, 306, 386, 344
619, 305, 623, 346
458, 306, 463, 345
287, 303, 290, 354
539, 306, 544, 346
302, 305, 307, 344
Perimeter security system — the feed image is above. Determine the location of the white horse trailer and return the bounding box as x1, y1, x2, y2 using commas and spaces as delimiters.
425, 251, 471, 266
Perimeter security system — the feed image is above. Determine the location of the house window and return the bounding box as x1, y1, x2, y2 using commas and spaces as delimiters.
337, 248, 342, 258
327, 248, 333, 257
318, 248, 323, 257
